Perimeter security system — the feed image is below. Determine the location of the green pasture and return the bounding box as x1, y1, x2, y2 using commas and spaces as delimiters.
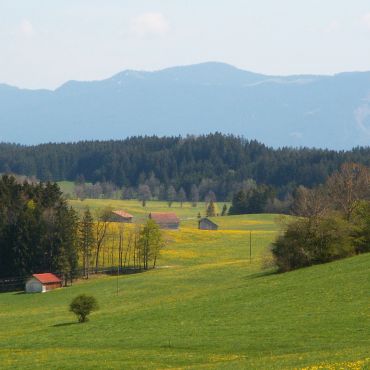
57, 181, 78, 196
68, 198, 229, 221
0, 207, 369, 369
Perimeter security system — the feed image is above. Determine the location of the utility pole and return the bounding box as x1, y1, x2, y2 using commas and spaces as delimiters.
116, 265, 119, 296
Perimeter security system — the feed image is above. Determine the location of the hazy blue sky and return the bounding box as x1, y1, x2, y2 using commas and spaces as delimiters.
1, 0, 370, 89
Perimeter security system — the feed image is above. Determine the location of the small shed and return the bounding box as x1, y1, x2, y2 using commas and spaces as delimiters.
25, 273, 62, 293
111, 210, 134, 223
149, 212, 180, 229
199, 218, 218, 230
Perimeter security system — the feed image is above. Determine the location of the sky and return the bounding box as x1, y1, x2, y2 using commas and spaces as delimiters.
1, 0, 370, 89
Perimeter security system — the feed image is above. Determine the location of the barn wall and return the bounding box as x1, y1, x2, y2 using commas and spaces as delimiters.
199, 220, 218, 230
25, 278, 43, 293
45, 282, 62, 291
111, 215, 132, 223
158, 223, 179, 229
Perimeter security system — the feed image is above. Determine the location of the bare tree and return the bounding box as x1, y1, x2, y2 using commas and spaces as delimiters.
138, 184, 152, 207
177, 187, 187, 207
326, 163, 370, 219
190, 184, 199, 207
293, 185, 329, 218
167, 185, 176, 207
205, 190, 217, 203
138, 219, 164, 270
94, 207, 112, 272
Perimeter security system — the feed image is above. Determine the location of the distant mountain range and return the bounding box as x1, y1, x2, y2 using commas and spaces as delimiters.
1, 62, 370, 149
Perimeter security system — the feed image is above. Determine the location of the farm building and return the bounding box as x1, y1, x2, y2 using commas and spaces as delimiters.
149, 212, 180, 229
111, 210, 134, 223
199, 218, 219, 230
25, 273, 62, 293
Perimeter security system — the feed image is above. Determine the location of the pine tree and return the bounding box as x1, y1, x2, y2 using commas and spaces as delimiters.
79, 208, 94, 278
221, 204, 228, 216
228, 190, 246, 215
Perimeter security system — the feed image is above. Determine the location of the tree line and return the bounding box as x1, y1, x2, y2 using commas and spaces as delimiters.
0, 175, 165, 280
1, 134, 369, 202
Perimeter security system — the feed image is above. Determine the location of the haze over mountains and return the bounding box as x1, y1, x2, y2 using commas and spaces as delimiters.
0, 62, 369, 149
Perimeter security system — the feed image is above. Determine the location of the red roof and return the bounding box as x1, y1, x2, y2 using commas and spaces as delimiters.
112, 210, 134, 218
32, 273, 61, 284
149, 212, 180, 223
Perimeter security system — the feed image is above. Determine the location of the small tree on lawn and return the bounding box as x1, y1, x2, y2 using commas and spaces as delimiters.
206, 200, 216, 217
167, 185, 177, 207
138, 184, 152, 207
138, 219, 164, 269
221, 204, 228, 216
177, 187, 187, 208
70, 294, 99, 323
190, 184, 199, 207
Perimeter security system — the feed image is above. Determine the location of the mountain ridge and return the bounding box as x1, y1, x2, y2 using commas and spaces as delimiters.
0, 62, 370, 149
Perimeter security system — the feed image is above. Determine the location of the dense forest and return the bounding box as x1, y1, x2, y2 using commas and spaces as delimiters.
1, 134, 370, 201
0, 175, 164, 279
0, 176, 78, 279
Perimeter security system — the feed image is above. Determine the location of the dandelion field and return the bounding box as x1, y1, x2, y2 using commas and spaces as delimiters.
0, 200, 369, 369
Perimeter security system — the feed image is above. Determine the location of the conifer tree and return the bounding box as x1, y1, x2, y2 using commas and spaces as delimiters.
79, 208, 94, 278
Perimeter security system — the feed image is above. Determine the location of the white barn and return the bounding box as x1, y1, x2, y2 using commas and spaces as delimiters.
25, 273, 62, 293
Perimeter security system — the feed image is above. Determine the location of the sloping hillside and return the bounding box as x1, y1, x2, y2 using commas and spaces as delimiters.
0, 214, 368, 369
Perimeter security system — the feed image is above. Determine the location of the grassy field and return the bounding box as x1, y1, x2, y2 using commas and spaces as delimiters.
68, 198, 229, 221
58, 181, 78, 196
0, 206, 369, 369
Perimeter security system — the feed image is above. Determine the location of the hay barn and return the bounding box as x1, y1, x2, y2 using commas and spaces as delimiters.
25, 273, 62, 293
149, 212, 180, 229
111, 210, 134, 223
199, 218, 219, 230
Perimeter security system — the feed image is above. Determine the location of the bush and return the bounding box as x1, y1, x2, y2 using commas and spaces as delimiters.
352, 201, 370, 254
272, 215, 356, 272
70, 294, 99, 323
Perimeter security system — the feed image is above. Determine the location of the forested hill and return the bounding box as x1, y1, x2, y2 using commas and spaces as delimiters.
1, 134, 369, 200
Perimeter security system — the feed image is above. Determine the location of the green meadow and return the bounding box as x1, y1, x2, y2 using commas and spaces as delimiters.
68, 198, 228, 220
0, 203, 369, 369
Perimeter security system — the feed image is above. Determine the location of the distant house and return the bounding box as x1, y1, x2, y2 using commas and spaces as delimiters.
149, 212, 180, 229
25, 273, 62, 293
198, 218, 218, 230
111, 210, 134, 223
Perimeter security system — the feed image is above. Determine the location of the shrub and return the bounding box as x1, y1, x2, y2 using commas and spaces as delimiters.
272, 215, 356, 272
352, 201, 370, 254
70, 294, 99, 323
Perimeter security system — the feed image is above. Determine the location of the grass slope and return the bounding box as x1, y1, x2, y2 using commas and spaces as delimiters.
0, 213, 369, 369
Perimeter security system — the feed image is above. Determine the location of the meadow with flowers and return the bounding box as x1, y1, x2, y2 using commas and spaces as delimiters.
0, 200, 368, 369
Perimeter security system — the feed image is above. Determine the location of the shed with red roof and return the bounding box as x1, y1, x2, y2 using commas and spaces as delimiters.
149, 212, 180, 229
25, 273, 62, 293
111, 210, 134, 223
